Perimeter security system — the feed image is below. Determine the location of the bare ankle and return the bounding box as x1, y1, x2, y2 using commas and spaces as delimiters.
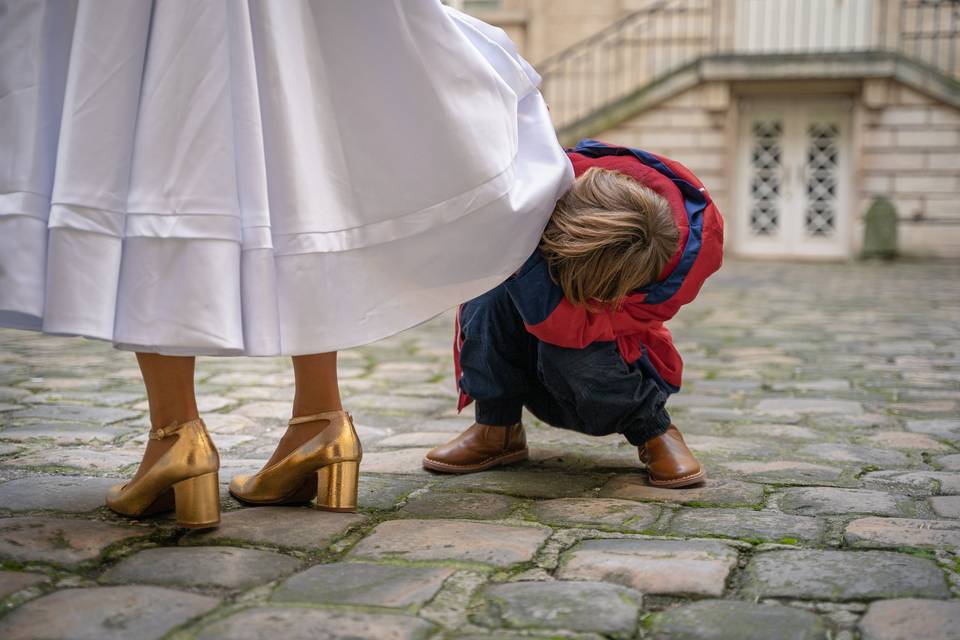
291, 403, 343, 419
148, 405, 200, 431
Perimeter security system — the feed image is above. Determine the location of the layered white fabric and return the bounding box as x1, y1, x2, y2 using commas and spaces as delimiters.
0, 0, 573, 355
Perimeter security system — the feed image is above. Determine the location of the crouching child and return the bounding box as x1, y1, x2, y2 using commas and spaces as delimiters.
423, 140, 724, 488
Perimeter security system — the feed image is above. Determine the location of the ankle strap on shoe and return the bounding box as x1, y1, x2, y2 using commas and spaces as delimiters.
288, 410, 349, 427
149, 418, 204, 440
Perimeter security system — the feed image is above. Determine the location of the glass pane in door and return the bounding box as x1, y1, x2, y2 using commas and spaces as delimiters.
804, 121, 840, 238
748, 119, 784, 237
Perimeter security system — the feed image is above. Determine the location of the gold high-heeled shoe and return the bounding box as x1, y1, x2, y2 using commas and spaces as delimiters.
106, 418, 220, 528
229, 409, 362, 512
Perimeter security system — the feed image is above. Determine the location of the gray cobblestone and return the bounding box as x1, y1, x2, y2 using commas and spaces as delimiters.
196, 607, 437, 640
0, 517, 148, 566
649, 600, 828, 640
717, 460, 848, 485
359, 474, 428, 511
0, 571, 46, 599
0, 476, 118, 512
558, 538, 738, 596
7, 404, 139, 425
0, 586, 219, 640
862, 470, 960, 495
905, 419, 960, 439
361, 448, 434, 474
744, 550, 950, 600
754, 398, 864, 416
1, 447, 141, 473
186, 507, 366, 551
272, 562, 453, 608
349, 519, 550, 567
599, 476, 764, 506
929, 495, 960, 518
844, 517, 960, 548
401, 491, 519, 520
475, 581, 643, 636
797, 443, 912, 467
858, 599, 960, 640
440, 468, 610, 498
667, 508, 825, 543
778, 487, 914, 517
529, 497, 659, 530
101, 546, 301, 589
0, 422, 132, 444
0, 261, 957, 636
936, 453, 960, 470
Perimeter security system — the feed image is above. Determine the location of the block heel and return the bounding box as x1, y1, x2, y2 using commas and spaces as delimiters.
106, 418, 220, 524
316, 460, 359, 512
228, 410, 362, 508
173, 471, 221, 528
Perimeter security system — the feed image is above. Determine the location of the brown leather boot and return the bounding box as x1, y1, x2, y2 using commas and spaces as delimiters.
638, 425, 705, 488
422, 423, 528, 474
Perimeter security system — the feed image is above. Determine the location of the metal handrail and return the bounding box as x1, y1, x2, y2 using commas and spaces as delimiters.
536, 0, 675, 69
538, 0, 960, 132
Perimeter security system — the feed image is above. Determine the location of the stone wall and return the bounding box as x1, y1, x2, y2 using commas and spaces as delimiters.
588, 78, 960, 260
592, 83, 733, 220
471, 2, 960, 259
477, 0, 650, 63
860, 80, 960, 259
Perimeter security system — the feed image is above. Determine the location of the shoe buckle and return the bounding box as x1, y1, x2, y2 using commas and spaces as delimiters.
149, 420, 190, 440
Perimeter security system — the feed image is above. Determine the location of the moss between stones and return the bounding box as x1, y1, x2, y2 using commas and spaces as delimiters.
0, 559, 35, 572
674, 531, 769, 546
679, 500, 764, 510
48, 529, 73, 550
349, 555, 500, 573
895, 547, 937, 562
856, 464, 883, 477
163, 602, 254, 640
516, 513, 659, 536
7, 464, 103, 476
73, 527, 180, 579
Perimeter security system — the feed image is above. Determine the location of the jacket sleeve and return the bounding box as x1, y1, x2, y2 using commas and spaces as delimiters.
503, 251, 616, 348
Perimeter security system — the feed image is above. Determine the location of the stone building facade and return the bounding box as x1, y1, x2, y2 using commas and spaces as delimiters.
452, 0, 960, 259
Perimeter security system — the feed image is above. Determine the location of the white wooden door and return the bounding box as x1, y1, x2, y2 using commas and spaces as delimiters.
737, 99, 852, 258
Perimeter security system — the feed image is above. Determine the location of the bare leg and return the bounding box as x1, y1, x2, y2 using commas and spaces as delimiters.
131, 353, 199, 482
292, 352, 342, 416
262, 352, 342, 468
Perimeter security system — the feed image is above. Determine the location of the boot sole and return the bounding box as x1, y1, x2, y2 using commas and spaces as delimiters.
422, 448, 529, 474
647, 468, 707, 488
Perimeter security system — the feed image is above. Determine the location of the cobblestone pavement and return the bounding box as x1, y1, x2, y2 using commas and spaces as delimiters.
0, 260, 958, 639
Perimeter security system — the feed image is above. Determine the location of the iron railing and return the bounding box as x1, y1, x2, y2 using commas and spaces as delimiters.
897, 0, 960, 73
538, 0, 960, 131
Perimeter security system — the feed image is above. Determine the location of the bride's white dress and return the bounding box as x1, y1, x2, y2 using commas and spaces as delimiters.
0, 0, 572, 355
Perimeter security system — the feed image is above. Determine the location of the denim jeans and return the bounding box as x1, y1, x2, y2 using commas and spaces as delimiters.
457, 282, 672, 446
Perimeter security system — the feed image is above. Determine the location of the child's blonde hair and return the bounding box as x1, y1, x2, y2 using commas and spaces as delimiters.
539, 167, 679, 307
